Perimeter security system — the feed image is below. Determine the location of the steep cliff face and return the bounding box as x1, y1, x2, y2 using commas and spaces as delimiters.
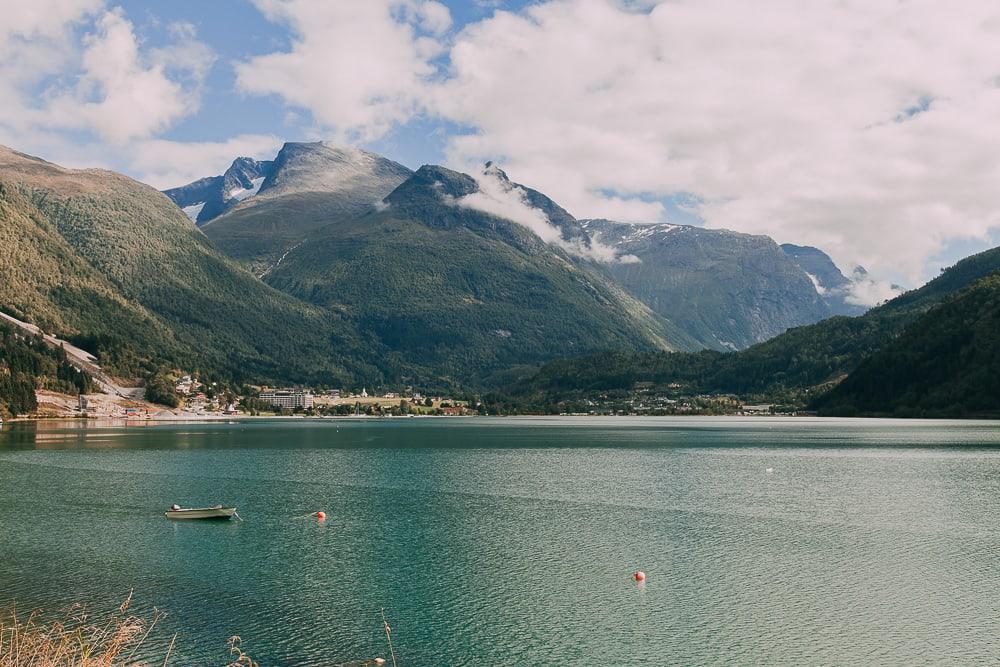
781, 243, 866, 316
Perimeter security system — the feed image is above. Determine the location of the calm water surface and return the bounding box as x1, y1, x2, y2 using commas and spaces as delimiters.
1, 417, 999, 665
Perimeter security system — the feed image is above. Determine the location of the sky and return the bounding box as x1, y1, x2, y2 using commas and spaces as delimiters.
3, 0, 1000, 296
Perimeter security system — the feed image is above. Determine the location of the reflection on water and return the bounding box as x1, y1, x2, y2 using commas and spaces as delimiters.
1, 417, 999, 665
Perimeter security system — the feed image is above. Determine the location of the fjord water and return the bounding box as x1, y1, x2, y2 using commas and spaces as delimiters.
1, 418, 999, 665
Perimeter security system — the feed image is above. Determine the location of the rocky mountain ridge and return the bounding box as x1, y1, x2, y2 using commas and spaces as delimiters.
163, 157, 275, 225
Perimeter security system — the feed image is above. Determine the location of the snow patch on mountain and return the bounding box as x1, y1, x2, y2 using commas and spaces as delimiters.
620, 223, 679, 245
579, 219, 681, 250
228, 177, 265, 202
806, 272, 827, 294
181, 202, 205, 222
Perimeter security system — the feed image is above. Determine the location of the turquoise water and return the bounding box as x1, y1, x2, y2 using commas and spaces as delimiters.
1, 417, 1000, 665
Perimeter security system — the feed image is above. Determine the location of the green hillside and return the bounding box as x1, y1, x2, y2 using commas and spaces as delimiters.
0, 145, 370, 385
516, 245, 1000, 402
264, 165, 691, 387
813, 272, 1000, 417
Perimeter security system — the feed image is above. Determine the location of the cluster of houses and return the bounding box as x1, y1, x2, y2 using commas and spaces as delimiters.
174, 375, 202, 396
173, 375, 237, 415
169, 373, 470, 416
255, 386, 472, 415
557, 390, 787, 416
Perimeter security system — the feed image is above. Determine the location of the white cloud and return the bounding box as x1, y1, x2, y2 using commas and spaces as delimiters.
127, 135, 285, 189
0, 2, 218, 165
0, 0, 102, 40
50, 9, 203, 144
235, 0, 451, 142
846, 276, 902, 308
418, 1, 453, 35
0, 2, 263, 194
431, 0, 1000, 285
0, 1, 98, 137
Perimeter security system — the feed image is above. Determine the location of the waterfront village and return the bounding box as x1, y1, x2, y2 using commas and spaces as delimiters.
24, 369, 805, 420
169, 375, 479, 418
30, 371, 799, 420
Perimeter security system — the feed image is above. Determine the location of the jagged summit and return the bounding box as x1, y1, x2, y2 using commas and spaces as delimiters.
162, 156, 274, 225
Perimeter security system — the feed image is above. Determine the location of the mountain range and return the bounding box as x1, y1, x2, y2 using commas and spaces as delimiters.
162, 142, 864, 355
2, 139, 900, 398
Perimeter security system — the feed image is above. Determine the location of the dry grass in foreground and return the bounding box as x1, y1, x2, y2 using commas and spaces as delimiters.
0, 592, 257, 667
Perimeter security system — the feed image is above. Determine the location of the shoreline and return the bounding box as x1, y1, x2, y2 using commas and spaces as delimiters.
4, 413, 1000, 426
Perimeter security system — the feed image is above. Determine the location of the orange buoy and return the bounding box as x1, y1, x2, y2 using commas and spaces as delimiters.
634, 570, 646, 582
316, 511, 326, 520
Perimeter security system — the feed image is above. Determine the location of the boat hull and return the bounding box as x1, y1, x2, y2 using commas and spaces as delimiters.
165, 507, 237, 520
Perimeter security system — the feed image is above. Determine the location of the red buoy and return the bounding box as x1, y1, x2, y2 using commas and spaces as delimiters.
634, 570, 646, 582
316, 511, 326, 520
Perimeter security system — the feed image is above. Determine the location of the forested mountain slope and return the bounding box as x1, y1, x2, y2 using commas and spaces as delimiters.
0, 145, 369, 385
813, 272, 1000, 417
0, 321, 93, 417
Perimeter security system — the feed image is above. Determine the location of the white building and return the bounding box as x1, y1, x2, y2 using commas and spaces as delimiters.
260, 390, 314, 409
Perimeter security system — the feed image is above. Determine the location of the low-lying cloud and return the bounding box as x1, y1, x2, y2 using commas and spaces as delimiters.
448, 165, 638, 264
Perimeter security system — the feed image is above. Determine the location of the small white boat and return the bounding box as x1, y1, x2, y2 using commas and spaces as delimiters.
165, 504, 238, 520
